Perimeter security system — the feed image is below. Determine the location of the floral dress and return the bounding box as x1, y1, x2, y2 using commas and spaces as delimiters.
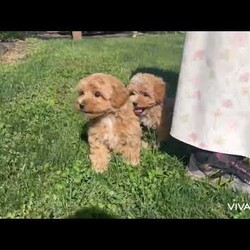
170, 32, 250, 158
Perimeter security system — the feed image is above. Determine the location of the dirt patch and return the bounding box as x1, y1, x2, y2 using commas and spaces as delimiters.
0, 40, 29, 64
0, 43, 8, 56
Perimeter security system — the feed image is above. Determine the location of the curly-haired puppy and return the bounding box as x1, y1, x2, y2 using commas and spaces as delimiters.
76, 73, 142, 173
127, 73, 174, 144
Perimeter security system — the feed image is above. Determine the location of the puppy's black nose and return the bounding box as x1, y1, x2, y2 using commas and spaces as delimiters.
79, 103, 84, 110
132, 102, 137, 107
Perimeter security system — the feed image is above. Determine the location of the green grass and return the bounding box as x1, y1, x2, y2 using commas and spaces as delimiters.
1, 33, 250, 218
0, 31, 25, 41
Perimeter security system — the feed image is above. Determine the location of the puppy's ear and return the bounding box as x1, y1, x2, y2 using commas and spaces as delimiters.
126, 83, 133, 94
154, 82, 167, 105
126, 83, 131, 91
111, 80, 129, 108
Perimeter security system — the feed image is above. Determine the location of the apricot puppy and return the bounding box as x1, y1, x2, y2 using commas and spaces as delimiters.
76, 73, 142, 173
127, 73, 174, 144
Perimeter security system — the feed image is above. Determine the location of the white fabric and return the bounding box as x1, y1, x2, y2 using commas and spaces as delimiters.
170, 32, 250, 157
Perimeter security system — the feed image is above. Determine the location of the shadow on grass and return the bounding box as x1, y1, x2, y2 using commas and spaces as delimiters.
80, 122, 89, 143
68, 207, 117, 219
159, 136, 193, 165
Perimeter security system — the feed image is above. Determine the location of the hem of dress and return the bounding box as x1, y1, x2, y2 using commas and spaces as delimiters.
170, 131, 249, 158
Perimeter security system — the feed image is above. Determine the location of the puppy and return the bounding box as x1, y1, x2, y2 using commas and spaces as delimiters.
76, 73, 142, 173
127, 73, 174, 144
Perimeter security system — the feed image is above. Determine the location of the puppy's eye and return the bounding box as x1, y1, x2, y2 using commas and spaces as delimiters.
143, 92, 150, 97
130, 91, 136, 96
94, 91, 101, 97
79, 91, 84, 96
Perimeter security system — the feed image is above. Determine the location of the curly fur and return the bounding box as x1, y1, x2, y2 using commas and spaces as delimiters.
127, 73, 174, 143
76, 73, 142, 173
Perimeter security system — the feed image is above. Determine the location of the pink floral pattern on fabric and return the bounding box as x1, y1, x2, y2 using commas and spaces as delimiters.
239, 72, 250, 82
228, 122, 238, 131
191, 90, 201, 100
199, 143, 207, 149
192, 50, 205, 61
189, 133, 198, 142
231, 33, 249, 47
222, 99, 233, 108
190, 75, 202, 86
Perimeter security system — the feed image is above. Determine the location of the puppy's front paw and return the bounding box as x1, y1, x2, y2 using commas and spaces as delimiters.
128, 157, 140, 166
141, 140, 159, 150
123, 148, 140, 166
91, 164, 108, 173
89, 148, 110, 173
141, 140, 150, 149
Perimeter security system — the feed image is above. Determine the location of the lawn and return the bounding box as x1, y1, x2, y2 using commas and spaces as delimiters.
0, 33, 250, 218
